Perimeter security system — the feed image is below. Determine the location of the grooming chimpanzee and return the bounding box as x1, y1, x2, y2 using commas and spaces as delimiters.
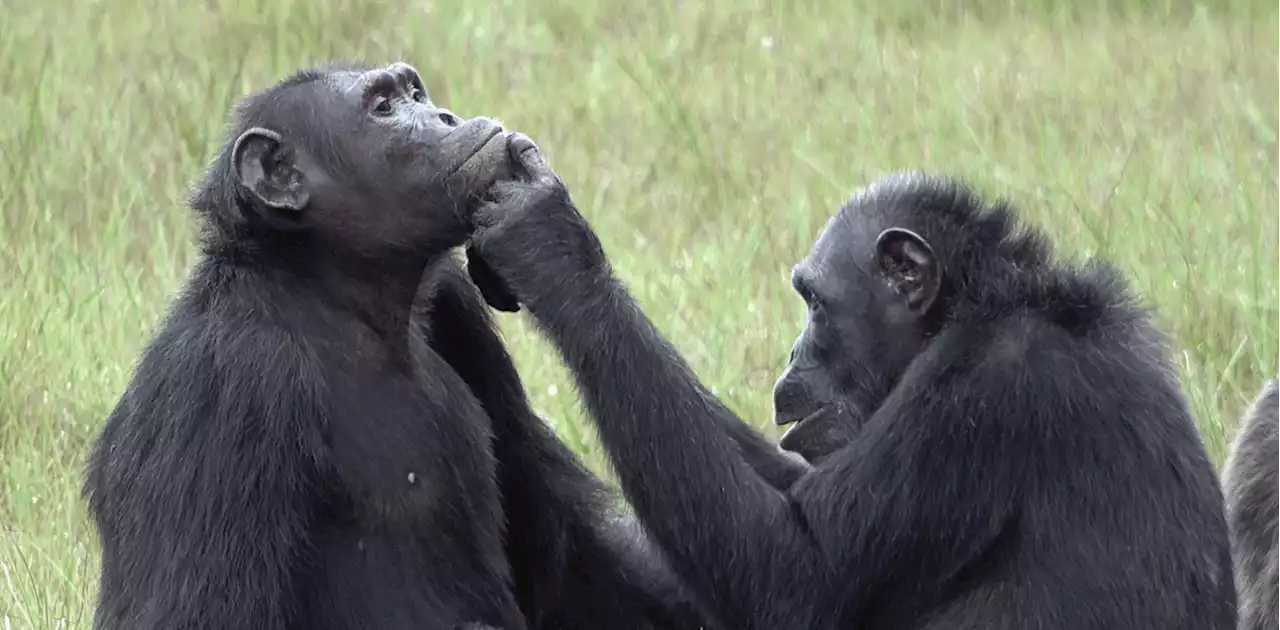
84, 62, 711, 630
1222, 376, 1279, 630
467, 147, 1238, 629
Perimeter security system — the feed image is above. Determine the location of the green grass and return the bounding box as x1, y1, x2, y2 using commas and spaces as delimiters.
1, 0, 1276, 626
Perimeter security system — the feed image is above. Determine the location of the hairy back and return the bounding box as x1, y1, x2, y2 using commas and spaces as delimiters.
1223, 377, 1279, 630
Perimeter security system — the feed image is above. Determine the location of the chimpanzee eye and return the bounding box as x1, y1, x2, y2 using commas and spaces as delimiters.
409, 87, 427, 103
372, 96, 393, 116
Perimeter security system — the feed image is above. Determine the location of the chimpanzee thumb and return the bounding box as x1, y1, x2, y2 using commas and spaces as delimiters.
507, 132, 556, 184
465, 243, 521, 313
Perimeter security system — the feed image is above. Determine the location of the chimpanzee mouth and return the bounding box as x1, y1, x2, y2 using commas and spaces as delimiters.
777, 405, 845, 463
775, 406, 828, 427
447, 127, 506, 176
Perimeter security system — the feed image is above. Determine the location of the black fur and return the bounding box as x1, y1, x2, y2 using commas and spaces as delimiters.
84, 64, 710, 630
470, 158, 1238, 629
417, 258, 713, 630
1223, 377, 1279, 630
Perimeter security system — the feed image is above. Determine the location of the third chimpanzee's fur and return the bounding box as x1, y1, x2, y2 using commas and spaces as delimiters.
83, 62, 711, 630
470, 156, 1238, 630
1222, 376, 1279, 630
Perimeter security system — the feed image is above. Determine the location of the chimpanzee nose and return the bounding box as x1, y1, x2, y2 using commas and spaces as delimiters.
436, 110, 462, 127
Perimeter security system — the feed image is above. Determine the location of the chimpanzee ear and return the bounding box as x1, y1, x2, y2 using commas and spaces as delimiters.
875, 227, 940, 315
232, 127, 310, 212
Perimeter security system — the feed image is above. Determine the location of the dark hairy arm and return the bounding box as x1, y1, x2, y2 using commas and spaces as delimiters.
416, 258, 711, 629
468, 144, 825, 626
717, 409, 810, 491
85, 318, 326, 630
474, 255, 828, 627
467, 235, 808, 494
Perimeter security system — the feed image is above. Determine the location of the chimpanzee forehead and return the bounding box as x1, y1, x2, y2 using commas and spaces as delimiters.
326, 69, 373, 93
794, 212, 874, 294
263, 70, 370, 124
810, 208, 876, 266
323, 64, 423, 94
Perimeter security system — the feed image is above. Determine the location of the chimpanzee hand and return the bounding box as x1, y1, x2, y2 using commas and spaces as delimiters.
464, 245, 520, 313
466, 133, 609, 314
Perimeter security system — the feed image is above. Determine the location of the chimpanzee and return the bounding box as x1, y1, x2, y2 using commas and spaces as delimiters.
83, 62, 712, 630
1222, 376, 1279, 630
467, 148, 1239, 630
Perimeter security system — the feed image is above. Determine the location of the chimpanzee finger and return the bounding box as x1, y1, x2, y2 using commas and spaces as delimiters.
465, 243, 521, 313
506, 132, 553, 182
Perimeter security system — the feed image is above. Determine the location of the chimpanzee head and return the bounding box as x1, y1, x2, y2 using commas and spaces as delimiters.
191, 61, 512, 261
772, 172, 1042, 464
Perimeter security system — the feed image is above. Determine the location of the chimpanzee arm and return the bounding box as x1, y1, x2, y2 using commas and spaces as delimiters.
716, 412, 810, 490
85, 324, 326, 630
416, 259, 712, 629
466, 253, 808, 493
468, 145, 1022, 628
494, 270, 833, 626
786, 347, 1027, 622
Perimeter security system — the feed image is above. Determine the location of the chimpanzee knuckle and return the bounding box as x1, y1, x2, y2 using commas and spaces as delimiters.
509, 186, 537, 205
537, 182, 565, 201
522, 185, 562, 212
531, 179, 559, 195
531, 173, 557, 188
546, 179, 572, 203
507, 132, 539, 155
517, 148, 550, 175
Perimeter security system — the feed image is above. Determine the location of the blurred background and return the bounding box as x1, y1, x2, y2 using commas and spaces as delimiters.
1, 0, 1276, 626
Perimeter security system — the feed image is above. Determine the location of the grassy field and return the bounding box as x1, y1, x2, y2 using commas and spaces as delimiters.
1, 0, 1276, 626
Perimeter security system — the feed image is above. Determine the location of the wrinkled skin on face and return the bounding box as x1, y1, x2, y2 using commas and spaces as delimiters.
216, 61, 513, 260
773, 205, 942, 465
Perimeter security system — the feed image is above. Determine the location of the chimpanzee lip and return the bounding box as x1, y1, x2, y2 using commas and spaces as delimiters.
447, 127, 505, 176
775, 406, 827, 427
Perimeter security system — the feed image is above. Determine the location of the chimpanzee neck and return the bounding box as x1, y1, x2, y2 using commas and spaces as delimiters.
262, 242, 434, 351
323, 253, 432, 345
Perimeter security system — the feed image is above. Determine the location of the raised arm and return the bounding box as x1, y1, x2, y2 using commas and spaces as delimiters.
469, 139, 830, 626
467, 238, 809, 493
415, 258, 712, 629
